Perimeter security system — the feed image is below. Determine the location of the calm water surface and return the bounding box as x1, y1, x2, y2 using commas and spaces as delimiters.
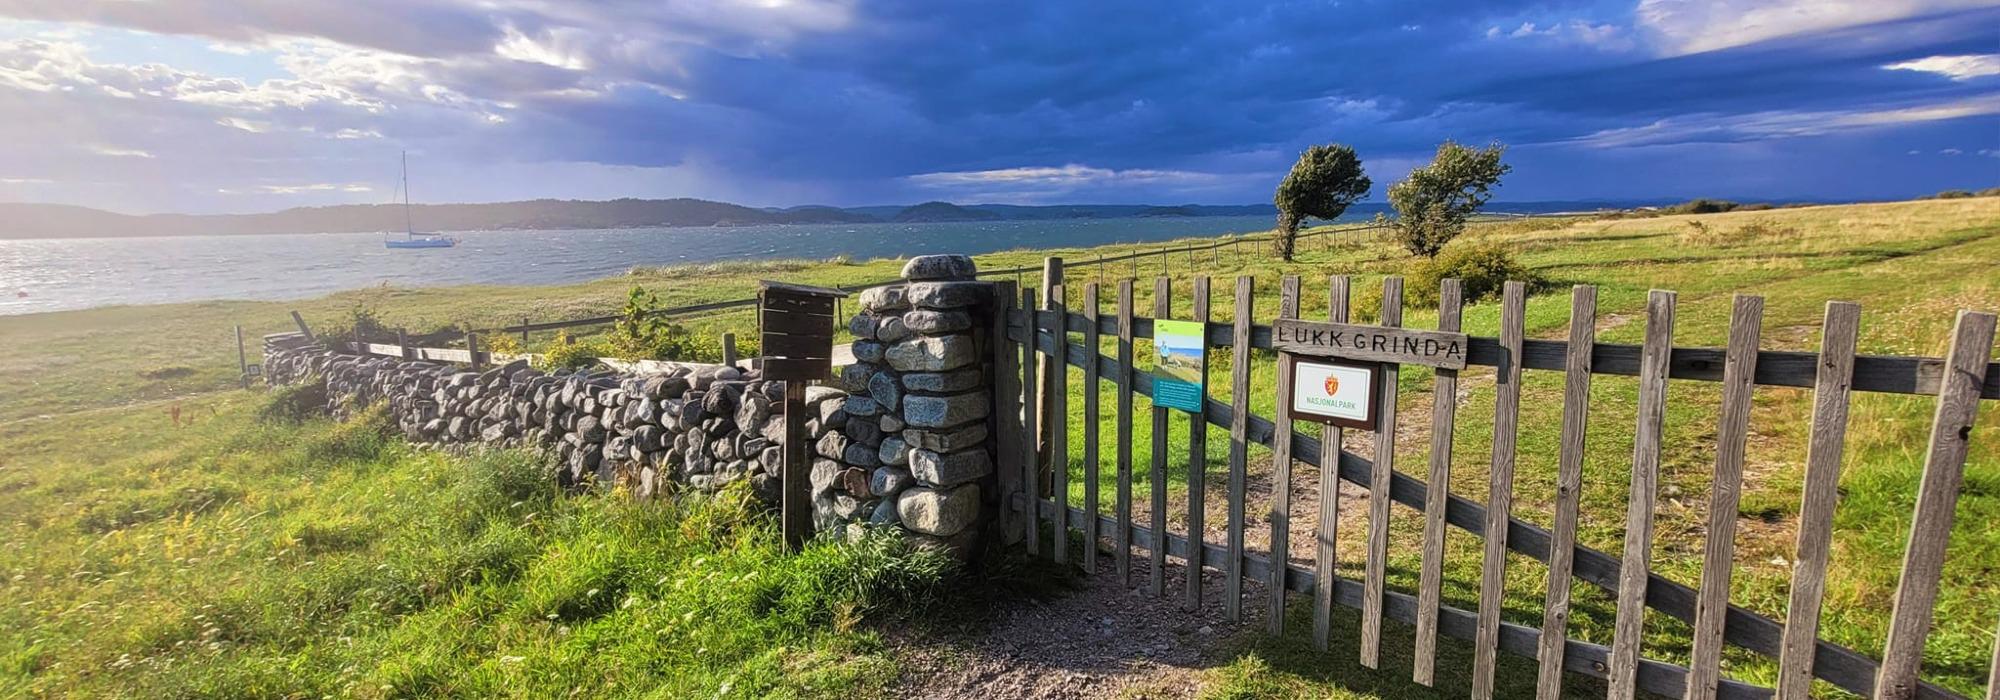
0, 216, 1285, 315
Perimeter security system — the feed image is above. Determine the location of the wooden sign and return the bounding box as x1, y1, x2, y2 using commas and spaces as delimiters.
1283, 355, 1383, 429
757, 280, 848, 382
1272, 318, 1469, 370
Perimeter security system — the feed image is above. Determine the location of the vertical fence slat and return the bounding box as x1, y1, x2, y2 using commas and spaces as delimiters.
1408, 278, 1472, 684
1875, 310, 1997, 700
1268, 275, 1301, 634
1051, 285, 1070, 567
1226, 275, 1254, 621
1039, 257, 1065, 480
1361, 276, 1404, 668
993, 282, 1022, 544
1314, 275, 1351, 650
1473, 280, 1527, 699
1186, 276, 1212, 610
1609, 289, 1676, 698
1686, 294, 1766, 700
1536, 284, 1597, 700
1151, 277, 1173, 595
1083, 283, 1103, 574
1116, 279, 1138, 585
1775, 301, 1860, 700
1413, 278, 1464, 686
1020, 288, 1041, 557
1987, 617, 1999, 700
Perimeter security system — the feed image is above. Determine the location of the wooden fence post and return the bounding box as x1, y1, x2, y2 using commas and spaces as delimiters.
1686, 294, 1766, 700
1039, 257, 1065, 481
1360, 276, 1402, 668
1473, 281, 1527, 698
722, 332, 738, 367
1313, 275, 1349, 649
520, 317, 529, 346
1413, 278, 1463, 684
1774, 301, 1860, 700
466, 333, 482, 370
1150, 277, 1172, 596
1021, 288, 1042, 557
992, 281, 1023, 544
1268, 275, 1300, 633
1050, 285, 1070, 566
1115, 279, 1136, 583
398, 328, 411, 360
1874, 310, 1996, 700
1225, 275, 1252, 621
1081, 283, 1102, 573
782, 380, 809, 551
290, 310, 313, 340
1609, 289, 1676, 698
1185, 276, 1211, 611
1536, 284, 1597, 700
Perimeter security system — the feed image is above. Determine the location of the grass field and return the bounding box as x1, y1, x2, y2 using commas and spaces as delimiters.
2, 197, 1997, 698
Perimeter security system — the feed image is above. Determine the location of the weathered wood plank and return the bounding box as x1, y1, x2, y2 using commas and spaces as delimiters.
1315, 275, 1350, 651
1039, 258, 1066, 507
1537, 284, 1598, 700
781, 380, 810, 551
1021, 287, 1042, 557
1473, 280, 1527, 699
1362, 276, 1403, 669
1186, 276, 1211, 610
1687, 295, 1766, 700
992, 282, 1023, 545
1226, 275, 1253, 621
1414, 278, 1464, 686
1268, 275, 1300, 634
1083, 283, 1103, 573
1611, 289, 1677, 699
1051, 284, 1071, 567
1117, 279, 1138, 584
1776, 301, 1859, 700
1272, 319, 1469, 369
1876, 310, 1997, 700
1151, 277, 1172, 595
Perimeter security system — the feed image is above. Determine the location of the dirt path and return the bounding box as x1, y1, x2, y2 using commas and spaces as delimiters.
890, 555, 1270, 699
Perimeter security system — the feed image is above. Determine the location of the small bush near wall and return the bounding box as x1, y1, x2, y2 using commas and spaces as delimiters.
1406, 240, 1544, 308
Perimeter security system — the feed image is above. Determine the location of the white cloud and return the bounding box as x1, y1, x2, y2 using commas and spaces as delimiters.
1940, 148, 1963, 155
1564, 94, 2000, 147
1636, 0, 2000, 55
0, 177, 53, 184
217, 182, 374, 195
1884, 54, 2000, 80
908, 164, 1214, 188
495, 25, 590, 70
1484, 19, 1634, 50
88, 144, 154, 158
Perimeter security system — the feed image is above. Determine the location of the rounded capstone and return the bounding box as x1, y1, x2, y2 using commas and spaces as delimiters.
901, 254, 978, 281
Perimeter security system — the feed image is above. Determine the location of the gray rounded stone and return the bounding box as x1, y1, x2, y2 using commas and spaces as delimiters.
859, 284, 910, 312
868, 371, 902, 411
878, 435, 909, 466
902, 368, 982, 393
847, 313, 881, 340
876, 315, 912, 343
896, 483, 981, 537
870, 467, 914, 499
910, 448, 993, 488
901, 254, 977, 281
903, 391, 990, 429
903, 310, 973, 335
907, 281, 988, 310
885, 335, 977, 372
852, 341, 886, 363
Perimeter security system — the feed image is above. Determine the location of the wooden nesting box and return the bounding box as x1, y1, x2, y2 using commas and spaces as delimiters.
757, 281, 848, 380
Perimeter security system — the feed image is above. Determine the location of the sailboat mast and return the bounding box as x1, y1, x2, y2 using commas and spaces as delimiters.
401, 151, 413, 236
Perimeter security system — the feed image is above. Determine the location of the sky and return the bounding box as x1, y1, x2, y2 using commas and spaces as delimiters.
0, 0, 1995, 214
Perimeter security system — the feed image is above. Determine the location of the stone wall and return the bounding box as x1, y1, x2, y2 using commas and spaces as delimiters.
262, 334, 850, 503
821, 255, 998, 556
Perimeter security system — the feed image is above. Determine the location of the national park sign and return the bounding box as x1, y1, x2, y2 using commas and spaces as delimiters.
1271, 318, 1469, 370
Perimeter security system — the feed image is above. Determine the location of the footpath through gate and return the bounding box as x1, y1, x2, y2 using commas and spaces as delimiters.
994, 257, 1997, 700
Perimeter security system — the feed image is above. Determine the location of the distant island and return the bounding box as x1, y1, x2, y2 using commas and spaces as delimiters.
0, 196, 1712, 240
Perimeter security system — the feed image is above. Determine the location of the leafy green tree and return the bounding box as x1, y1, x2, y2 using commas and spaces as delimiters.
1272, 144, 1372, 261
1387, 141, 1511, 257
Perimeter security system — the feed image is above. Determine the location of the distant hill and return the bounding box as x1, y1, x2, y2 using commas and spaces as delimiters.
0, 196, 1708, 240
891, 201, 1001, 223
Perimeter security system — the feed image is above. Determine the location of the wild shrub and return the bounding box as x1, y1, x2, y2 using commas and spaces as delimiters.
450, 447, 559, 513
1387, 140, 1511, 257
257, 379, 327, 423
533, 331, 601, 371
300, 401, 395, 465
1406, 241, 1543, 308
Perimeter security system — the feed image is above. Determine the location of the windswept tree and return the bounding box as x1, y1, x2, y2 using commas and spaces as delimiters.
1387, 140, 1511, 257
1272, 144, 1372, 261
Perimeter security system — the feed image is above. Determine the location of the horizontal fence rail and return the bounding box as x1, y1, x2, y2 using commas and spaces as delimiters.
1002, 273, 1992, 700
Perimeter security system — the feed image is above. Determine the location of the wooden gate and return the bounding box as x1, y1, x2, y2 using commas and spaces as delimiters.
996, 258, 1997, 700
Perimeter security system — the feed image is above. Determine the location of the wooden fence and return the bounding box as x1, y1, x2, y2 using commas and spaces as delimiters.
997, 259, 1997, 700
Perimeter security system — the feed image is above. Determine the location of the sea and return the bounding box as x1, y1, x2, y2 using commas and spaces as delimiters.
0, 215, 1292, 316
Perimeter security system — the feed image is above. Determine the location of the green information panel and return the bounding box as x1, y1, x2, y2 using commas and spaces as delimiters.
1152, 319, 1206, 412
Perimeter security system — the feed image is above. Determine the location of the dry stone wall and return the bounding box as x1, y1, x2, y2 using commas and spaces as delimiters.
824, 254, 999, 557
262, 334, 850, 503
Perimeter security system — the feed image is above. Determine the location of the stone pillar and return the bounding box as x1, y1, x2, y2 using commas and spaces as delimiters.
826, 254, 997, 557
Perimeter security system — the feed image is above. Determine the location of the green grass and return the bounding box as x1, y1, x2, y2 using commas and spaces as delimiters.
2, 197, 1997, 697
0, 391, 956, 698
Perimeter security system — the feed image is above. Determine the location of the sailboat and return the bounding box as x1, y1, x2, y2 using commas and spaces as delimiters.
384, 151, 457, 249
